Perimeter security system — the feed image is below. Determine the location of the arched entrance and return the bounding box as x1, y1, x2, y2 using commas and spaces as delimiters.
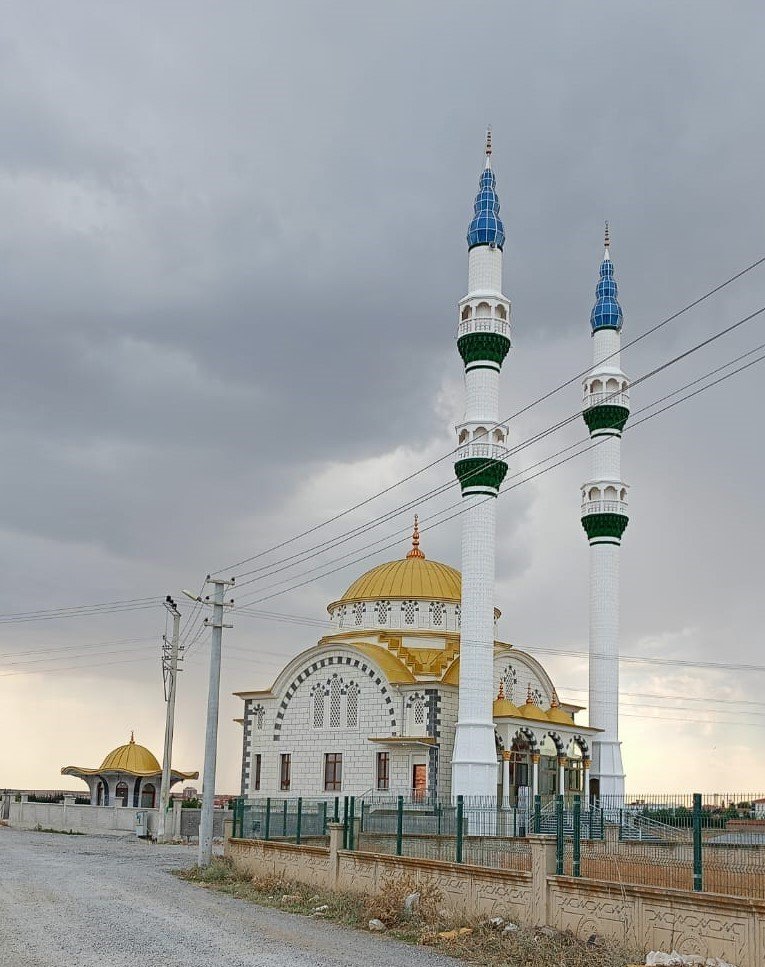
115, 782, 129, 807
140, 783, 156, 808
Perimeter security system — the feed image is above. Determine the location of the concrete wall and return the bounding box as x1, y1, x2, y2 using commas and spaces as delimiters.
9, 800, 233, 840
226, 832, 765, 967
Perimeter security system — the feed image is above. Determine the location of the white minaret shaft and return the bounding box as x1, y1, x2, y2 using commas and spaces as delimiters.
581, 227, 629, 800
452, 137, 511, 800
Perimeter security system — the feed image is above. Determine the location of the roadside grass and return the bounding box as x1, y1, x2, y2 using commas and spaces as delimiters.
176, 859, 642, 967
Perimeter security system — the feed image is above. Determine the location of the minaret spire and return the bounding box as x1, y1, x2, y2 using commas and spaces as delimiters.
406, 514, 425, 559
451, 136, 511, 801
580, 225, 630, 800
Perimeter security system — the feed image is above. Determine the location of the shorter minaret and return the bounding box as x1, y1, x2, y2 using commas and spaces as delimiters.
580, 223, 629, 800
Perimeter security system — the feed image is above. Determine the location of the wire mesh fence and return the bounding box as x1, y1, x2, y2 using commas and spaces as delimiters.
231, 791, 765, 898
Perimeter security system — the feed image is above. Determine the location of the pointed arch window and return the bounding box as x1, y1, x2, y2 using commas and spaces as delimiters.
346, 683, 359, 728
329, 677, 343, 729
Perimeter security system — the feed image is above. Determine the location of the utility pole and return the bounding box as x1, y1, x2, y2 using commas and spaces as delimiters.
185, 576, 234, 867
157, 595, 181, 843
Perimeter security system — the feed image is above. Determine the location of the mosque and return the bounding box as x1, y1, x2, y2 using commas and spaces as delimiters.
235, 132, 629, 805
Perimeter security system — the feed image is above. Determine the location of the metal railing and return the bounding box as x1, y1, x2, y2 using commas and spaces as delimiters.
583, 390, 630, 409
458, 316, 510, 339
581, 498, 628, 516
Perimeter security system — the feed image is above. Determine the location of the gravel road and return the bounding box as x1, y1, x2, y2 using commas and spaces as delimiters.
0, 827, 457, 967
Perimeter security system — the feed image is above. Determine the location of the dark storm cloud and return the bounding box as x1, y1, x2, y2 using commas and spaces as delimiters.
1, 0, 764, 788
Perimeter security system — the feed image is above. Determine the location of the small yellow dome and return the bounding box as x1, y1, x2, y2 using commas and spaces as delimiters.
546, 706, 574, 725
518, 703, 549, 721
100, 735, 161, 774
493, 697, 522, 718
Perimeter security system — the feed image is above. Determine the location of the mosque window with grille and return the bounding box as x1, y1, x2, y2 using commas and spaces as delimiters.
375, 601, 390, 626
312, 687, 325, 729
253, 704, 265, 730
346, 684, 359, 728
414, 700, 425, 726
402, 600, 418, 626
353, 602, 365, 626
500, 665, 518, 703
429, 601, 444, 627
455, 604, 461, 627
329, 677, 343, 729
532, 687, 544, 706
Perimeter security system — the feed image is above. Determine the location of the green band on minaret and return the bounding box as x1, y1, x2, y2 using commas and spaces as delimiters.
455, 457, 508, 494
583, 404, 629, 434
457, 332, 511, 369
581, 512, 629, 542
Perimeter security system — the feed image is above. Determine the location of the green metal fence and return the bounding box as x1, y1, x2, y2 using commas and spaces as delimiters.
231, 791, 765, 899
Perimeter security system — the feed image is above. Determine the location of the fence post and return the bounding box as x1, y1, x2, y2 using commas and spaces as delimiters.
396, 796, 403, 856
437, 803, 442, 836
282, 800, 288, 837
455, 795, 464, 864
322, 801, 328, 835
359, 799, 364, 834
348, 797, 356, 851
333, 796, 339, 823
555, 795, 564, 875
693, 793, 703, 892
296, 797, 302, 845
513, 804, 517, 838
573, 795, 581, 877
264, 797, 271, 841
342, 796, 349, 850
599, 804, 605, 840
534, 794, 542, 835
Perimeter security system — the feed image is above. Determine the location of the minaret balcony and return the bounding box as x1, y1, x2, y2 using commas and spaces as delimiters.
458, 315, 511, 340
583, 388, 630, 410
456, 440, 509, 463
581, 496, 629, 518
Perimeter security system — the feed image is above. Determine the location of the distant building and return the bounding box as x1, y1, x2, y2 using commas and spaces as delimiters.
61, 733, 198, 807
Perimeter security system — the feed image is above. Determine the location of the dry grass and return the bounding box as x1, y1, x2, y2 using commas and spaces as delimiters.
177, 860, 642, 967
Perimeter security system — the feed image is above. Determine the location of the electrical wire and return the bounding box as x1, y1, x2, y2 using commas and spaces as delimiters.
209, 254, 765, 578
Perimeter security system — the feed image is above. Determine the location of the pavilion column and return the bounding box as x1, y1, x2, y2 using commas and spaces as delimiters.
583, 758, 591, 807
531, 754, 540, 799
557, 756, 567, 796
502, 752, 511, 808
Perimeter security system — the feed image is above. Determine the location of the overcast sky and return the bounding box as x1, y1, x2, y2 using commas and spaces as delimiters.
1, 1, 764, 794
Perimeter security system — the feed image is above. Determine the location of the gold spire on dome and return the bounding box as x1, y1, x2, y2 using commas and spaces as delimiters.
497, 680, 505, 701
406, 515, 425, 559
547, 690, 574, 725
130, 731, 135, 743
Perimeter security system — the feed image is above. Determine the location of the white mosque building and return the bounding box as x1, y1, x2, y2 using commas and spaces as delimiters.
235, 134, 628, 804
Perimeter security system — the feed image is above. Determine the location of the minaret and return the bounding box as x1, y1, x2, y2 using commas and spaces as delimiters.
451, 131, 511, 800
580, 223, 629, 800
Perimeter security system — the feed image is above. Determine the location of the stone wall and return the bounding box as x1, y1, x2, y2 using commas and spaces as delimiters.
225, 830, 765, 967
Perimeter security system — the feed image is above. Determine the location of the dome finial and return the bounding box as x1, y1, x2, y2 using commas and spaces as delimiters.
129, 730, 135, 743
551, 690, 560, 708
485, 126, 492, 166
406, 514, 425, 559
497, 680, 505, 701
604, 220, 610, 254
525, 683, 534, 705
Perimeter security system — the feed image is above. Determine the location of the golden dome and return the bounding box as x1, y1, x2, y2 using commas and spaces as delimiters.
100, 734, 161, 774
493, 697, 523, 718
546, 692, 574, 725
518, 684, 549, 721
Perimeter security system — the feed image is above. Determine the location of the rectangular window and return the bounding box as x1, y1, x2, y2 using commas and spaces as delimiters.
324, 753, 343, 791
280, 753, 291, 791
376, 752, 389, 791
253, 754, 262, 792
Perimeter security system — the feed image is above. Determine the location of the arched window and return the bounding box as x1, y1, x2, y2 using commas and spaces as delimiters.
375, 601, 389, 626
312, 687, 325, 729
141, 783, 156, 808
353, 602, 365, 626
476, 301, 491, 316
455, 604, 461, 627
402, 600, 417, 626
115, 782, 129, 807
407, 695, 427, 736
252, 704, 265, 730
500, 664, 518, 703
461, 305, 472, 321
329, 677, 343, 729
429, 601, 444, 627
347, 684, 359, 728
495, 304, 507, 320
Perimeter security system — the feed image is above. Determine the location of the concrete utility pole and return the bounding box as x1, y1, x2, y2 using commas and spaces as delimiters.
157, 595, 181, 843
194, 575, 234, 867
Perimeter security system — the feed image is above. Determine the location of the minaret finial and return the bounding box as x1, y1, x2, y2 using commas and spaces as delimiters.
130, 730, 135, 743
526, 683, 534, 705
485, 126, 492, 156
604, 220, 610, 252
406, 514, 425, 559
497, 680, 505, 701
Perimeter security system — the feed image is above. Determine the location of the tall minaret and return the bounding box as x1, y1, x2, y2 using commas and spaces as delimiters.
451, 131, 511, 800
581, 223, 629, 800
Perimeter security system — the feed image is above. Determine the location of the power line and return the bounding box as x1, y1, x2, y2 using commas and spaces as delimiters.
232, 343, 765, 608
229, 305, 765, 594
0, 598, 159, 624
0, 635, 159, 661
210, 254, 765, 578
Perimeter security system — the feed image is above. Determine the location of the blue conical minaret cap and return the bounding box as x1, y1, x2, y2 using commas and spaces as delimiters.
590, 222, 623, 331
466, 129, 505, 251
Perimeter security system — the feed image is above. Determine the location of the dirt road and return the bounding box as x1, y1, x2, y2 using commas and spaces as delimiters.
0, 828, 456, 967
